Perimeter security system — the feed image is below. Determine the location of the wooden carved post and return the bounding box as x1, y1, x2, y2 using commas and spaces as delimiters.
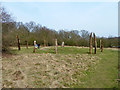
62, 42, 64, 47
17, 33, 20, 50
26, 40, 28, 49
89, 33, 92, 54
33, 41, 36, 53
101, 41, 103, 52
46, 41, 48, 46
100, 40, 101, 50
55, 39, 57, 54
94, 33, 97, 54
44, 40, 46, 47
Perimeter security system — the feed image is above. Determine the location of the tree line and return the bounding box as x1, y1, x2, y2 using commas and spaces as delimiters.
2, 7, 119, 52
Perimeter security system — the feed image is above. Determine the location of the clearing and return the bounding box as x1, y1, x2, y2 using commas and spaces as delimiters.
2, 46, 119, 88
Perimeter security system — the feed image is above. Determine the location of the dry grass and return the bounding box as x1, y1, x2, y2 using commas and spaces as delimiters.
2, 53, 100, 88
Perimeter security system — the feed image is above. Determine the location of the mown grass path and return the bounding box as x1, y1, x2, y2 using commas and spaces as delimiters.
78, 49, 118, 88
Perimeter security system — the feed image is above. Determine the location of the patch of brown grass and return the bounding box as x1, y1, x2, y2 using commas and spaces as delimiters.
2, 53, 100, 88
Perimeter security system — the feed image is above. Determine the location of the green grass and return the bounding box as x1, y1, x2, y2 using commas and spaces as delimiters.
77, 49, 118, 88
8, 46, 119, 88
10, 46, 90, 55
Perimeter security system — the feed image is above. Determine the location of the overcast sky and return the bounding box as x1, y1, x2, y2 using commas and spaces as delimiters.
2, 2, 118, 37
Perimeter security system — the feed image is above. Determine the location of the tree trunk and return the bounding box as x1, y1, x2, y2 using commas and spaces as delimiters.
55, 39, 57, 54
89, 33, 92, 54
94, 33, 97, 54
17, 33, 20, 50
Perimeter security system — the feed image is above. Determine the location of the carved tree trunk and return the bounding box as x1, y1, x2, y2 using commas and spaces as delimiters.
62, 42, 64, 47
101, 41, 104, 52
46, 41, 48, 46
33, 46, 35, 53
44, 40, 46, 47
89, 33, 92, 54
100, 39, 101, 50
55, 39, 57, 54
33, 41, 36, 53
17, 33, 20, 50
94, 33, 97, 54
26, 41, 28, 49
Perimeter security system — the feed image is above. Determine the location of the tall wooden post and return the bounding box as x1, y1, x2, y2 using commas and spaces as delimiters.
33, 41, 36, 53
94, 33, 97, 54
26, 40, 28, 49
44, 40, 46, 47
100, 40, 101, 50
101, 41, 103, 52
62, 42, 64, 47
89, 33, 92, 54
46, 41, 48, 46
17, 33, 20, 50
33, 45, 35, 53
55, 39, 57, 54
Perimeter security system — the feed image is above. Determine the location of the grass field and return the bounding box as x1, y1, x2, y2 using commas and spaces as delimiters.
2, 46, 119, 88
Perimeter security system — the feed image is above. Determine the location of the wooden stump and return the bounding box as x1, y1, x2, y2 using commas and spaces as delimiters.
17, 33, 20, 50
89, 33, 93, 54
94, 33, 97, 54
55, 39, 57, 54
